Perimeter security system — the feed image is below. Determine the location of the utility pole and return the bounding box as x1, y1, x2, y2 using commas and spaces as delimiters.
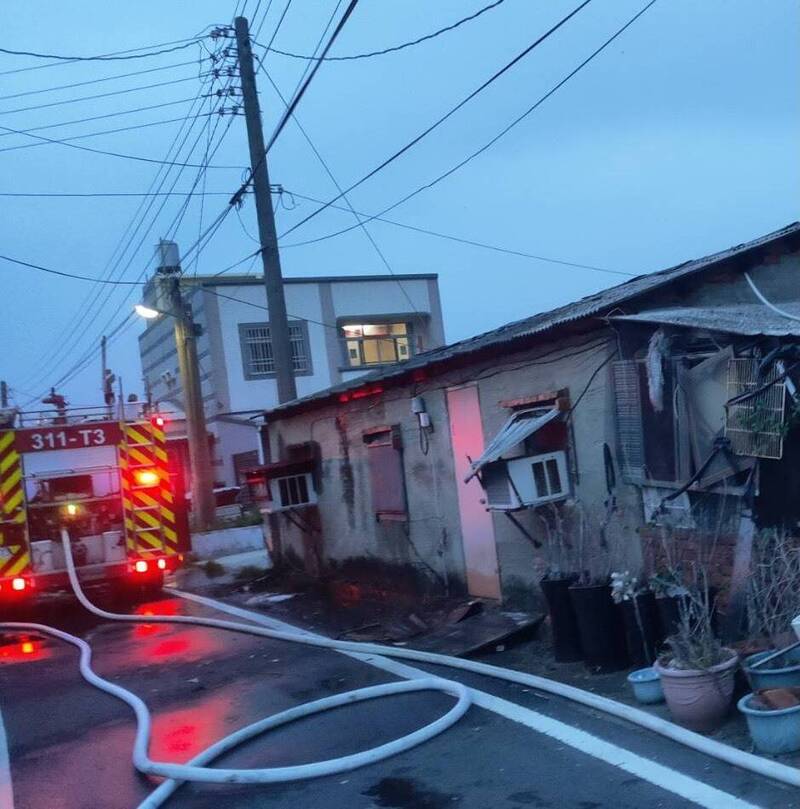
0, 381, 7, 409
234, 16, 297, 404
156, 241, 216, 529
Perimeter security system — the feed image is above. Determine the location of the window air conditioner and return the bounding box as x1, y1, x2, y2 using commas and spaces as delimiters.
482, 451, 569, 511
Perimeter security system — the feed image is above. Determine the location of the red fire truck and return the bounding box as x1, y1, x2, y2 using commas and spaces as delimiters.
0, 406, 187, 609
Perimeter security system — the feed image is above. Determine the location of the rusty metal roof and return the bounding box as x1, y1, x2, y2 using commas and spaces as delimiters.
267, 222, 800, 419
610, 304, 800, 336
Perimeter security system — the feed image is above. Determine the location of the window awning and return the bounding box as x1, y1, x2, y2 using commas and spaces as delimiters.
465, 407, 561, 482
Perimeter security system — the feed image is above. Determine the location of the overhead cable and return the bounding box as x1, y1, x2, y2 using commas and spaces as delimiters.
0, 75, 203, 116
0, 38, 205, 62
0, 59, 204, 102
261, 0, 507, 61
282, 190, 632, 277
275, 0, 593, 240
281, 0, 658, 247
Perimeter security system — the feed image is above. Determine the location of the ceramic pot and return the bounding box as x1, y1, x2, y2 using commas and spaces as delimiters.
654, 651, 738, 732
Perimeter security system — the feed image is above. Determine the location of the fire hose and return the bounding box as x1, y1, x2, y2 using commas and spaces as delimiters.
2, 528, 800, 808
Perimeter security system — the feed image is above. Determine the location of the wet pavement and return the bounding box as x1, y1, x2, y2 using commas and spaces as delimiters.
1, 590, 799, 808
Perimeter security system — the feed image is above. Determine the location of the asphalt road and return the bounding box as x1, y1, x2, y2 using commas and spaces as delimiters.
1, 590, 798, 809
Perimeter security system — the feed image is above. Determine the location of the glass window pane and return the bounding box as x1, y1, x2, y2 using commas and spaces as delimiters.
363, 323, 389, 336
376, 338, 398, 363
346, 340, 362, 366
342, 325, 362, 338
389, 323, 407, 335
396, 337, 410, 360
532, 461, 548, 497
362, 339, 381, 364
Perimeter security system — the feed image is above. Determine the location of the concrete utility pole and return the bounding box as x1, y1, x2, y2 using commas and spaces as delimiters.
157, 242, 216, 529
0, 381, 7, 409
234, 15, 297, 404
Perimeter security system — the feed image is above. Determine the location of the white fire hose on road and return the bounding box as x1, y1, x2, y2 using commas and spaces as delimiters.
2, 529, 800, 808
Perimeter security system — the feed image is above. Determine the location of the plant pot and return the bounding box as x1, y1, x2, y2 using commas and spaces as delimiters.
654, 651, 738, 732
738, 692, 800, 754
619, 592, 663, 667
744, 647, 800, 691
627, 667, 664, 704
539, 576, 582, 662
568, 583, 629, 673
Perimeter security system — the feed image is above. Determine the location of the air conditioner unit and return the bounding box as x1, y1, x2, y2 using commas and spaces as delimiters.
482, 451, 569, 511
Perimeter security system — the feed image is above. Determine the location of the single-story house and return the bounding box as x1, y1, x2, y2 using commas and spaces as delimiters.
257, 222, 800, 617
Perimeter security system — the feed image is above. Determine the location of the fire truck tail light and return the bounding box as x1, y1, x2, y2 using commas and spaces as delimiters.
11, 577, 26, 591
134, 560, 148, 574
152, 415, 167, 428
157, 558, 167, 570
134, 469, 159, 487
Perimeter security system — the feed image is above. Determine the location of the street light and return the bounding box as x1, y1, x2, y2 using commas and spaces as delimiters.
134, 303, 162, 320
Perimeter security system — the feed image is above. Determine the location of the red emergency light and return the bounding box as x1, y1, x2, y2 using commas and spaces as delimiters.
157, 558, 167, 570
134, 560, 149, 574
11, 577, 26, 591
152, 414, 167, 428
134, 469, 159, 487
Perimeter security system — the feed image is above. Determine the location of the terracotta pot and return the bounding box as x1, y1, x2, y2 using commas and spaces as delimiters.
654, 651, 738, 732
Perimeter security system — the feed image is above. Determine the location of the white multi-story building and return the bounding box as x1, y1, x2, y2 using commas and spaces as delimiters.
138, 271, 445, 487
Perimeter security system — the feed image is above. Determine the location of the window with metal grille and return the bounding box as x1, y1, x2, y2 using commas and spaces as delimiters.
239, 321, 312, 379
341, 322, 412, 367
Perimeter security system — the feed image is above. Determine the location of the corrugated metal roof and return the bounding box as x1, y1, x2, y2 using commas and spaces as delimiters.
267, 222, 800, 419
610, 304, 800, 336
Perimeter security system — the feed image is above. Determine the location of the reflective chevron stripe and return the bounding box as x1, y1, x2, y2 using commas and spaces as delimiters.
0, 430, 30, 578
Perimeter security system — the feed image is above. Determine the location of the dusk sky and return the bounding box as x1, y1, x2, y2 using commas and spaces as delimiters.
0, 0, 797, 409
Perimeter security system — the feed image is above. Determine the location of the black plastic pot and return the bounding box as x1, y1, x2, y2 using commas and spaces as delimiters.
619, 592, 663, 667
539, 576, 583, 662
656, 588, 719, 640
569, 583, 629, 673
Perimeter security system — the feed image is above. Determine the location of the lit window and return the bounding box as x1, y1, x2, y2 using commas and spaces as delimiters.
341, 322, 411, 367
240, 322, 311, 378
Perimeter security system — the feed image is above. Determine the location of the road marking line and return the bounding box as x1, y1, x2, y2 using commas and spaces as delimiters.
169, 589, 761, 809
0, 703, 15, 809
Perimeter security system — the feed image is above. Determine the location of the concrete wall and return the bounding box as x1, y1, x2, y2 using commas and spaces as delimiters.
139, 274, 445, 489
268, 326, 643, 608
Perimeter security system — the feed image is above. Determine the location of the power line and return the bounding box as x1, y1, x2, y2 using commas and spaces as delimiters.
260, 0, 507, 61
276, 0, 593, 240
0, 38, 204, 63
0, 120, 246, 169
282, 190, 632, 277
0, 111, 222, 155
19, 66, 235, 389
0, 59, 204, 102
0, 75, 204, 116
261, 67, 420, 313
0, 252, 153, 285
0, 96, 199, 139
280, 0, 658, 249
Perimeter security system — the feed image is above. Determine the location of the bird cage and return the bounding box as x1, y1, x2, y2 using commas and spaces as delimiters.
725, 358, 786, 459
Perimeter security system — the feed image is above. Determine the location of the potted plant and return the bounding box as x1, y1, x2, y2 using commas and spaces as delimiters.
611, 570, 663, 668
537, 506, 582, 662
566, 507, 628, 673
737, 688, 800, 755
654, 580, 738, 732
743, 529, 800, 690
